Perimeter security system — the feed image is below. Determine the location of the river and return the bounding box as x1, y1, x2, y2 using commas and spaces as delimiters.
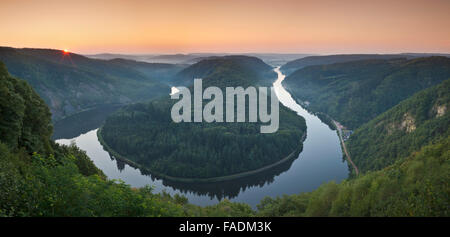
55, 67, 349, 208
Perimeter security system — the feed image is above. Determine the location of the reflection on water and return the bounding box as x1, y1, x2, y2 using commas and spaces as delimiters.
142, 150, 301, 200
57, 128, 300, 204
55, 67, 349, 208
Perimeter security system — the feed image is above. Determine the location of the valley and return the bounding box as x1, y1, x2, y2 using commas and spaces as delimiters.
54, 66, 349, 208
1, 52, 448, 216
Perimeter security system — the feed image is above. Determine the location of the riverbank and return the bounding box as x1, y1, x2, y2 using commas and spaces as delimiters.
282, 86, 337, 131
97, 127, 305, 183
333, 121, 359, 175
281, 84, 359, 175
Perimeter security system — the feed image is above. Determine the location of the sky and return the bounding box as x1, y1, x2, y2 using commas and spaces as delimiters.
1, 0, 449, 54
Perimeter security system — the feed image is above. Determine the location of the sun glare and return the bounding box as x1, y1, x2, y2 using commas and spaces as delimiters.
63, 49, 69, 54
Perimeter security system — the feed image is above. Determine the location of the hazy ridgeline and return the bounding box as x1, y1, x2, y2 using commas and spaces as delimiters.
0, 47, 184, 120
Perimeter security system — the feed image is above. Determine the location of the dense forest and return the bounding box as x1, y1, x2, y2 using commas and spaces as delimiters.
256, 137, 449, 216
280, 54, 414, 75
282, 56, 450, 129
100, 56, 306, 179
0, 61, 253, 216
173, 55, 277, 87
347, 79, 450, 173
1, 57, 449, 216
0, 47, 185, 120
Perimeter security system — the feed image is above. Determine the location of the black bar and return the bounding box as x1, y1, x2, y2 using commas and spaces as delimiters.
0, 217, 448, 236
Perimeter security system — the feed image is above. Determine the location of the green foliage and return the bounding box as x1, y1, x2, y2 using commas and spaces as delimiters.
52, 142, 105, 177
174, 55, 276, 87
0, 62, 53, 154
100, 56, 306, 179
0, 138, 256, 217
0, 142, 185, 216
188, 199, 255, 217
283, 57, 450, 129
280, 54, 410, 75
0, 64, 189, 216
257, 137, 450, 216
347, 79, 450, 173
1, 57, 448, 217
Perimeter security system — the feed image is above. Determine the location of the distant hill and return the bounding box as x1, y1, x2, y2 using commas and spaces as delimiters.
99, 56, 306, 179
87, 53, 314, 66
173, 55, 276, 87
106, 58, 186, 83
281, 53, 450, 76
347, 79, 449, 173
0, 47, 181, 120
85, 53, 158, 61
401, 53, 450, 58
280, 54, 414, 75
87, 53, 226, 64
245, 53, 314, 66
183, 54, 314, 67
148, 54, 206, 64
282, 56, 450, 129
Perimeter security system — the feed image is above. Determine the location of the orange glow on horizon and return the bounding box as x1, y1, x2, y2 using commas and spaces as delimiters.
0, 0, 449, 54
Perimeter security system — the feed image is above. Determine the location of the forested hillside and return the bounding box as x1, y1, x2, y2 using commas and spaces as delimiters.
257, 137, 449, 216
1, 61, 448, 217
106, 58, 186, 84
346, 79, 450, 173
0, 61, 252, 217
100, 56, 306, 179
0, 62, 53, 154
261, 56, 450, 216
280, 54, 411, 75
282, 57, 450, 128
0, 47, 181, 120
173, 55, 276, 87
